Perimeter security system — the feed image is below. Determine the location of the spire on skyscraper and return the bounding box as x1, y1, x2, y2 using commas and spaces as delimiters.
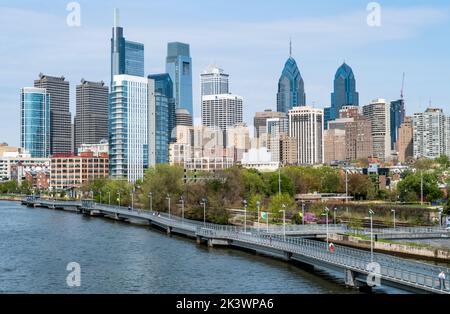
289, 37, 292, 58
114, 8, 120, 28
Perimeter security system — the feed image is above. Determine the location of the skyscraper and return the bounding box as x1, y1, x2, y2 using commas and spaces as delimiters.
288, 106, 324, 165
363, 99, 391, 161
166, 42, 193, 115
330, 63, 359, 120
390, 99, 405, 151
277, 41, 306, 113
109, 75, 155, 182
20, 87, 50, 158
266, 117, 289, 163
148, 74, 175, 164
253, 110, 287, 140
201, 64, 229, 96
413, 108, 449, 159
110, 9, 144, 85
74, 80, 109, 150
34, 73, 72, 155
397, 116, 413, 163
201, 94, 243, 134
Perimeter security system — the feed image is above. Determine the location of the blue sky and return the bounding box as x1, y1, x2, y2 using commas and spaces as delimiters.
1, 0, 450, 146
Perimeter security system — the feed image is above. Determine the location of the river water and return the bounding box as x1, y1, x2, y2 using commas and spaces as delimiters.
0, 201, 409, 294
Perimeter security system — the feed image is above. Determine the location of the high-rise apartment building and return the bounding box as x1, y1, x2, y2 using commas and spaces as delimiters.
74, 80, 109, 150
390, 99, 406, 151
148, 74, 175, 164
397, 116, 413, 163
109, 75, 155, 182
201, 64, 229, 96
110, 9, 144, 85
20, 87, 51, 158
253, 110, 287, 140
34, 74, 72, 155
363, 99, 391, 161
324, 129, 346, 164
288, 106, 324, 165
201, 94, 243, 135
266, 117, 289, 163
166, 42, 193, 115
277, 41, 306, 113
345, 116, 373, 161
413, 108, 449, 159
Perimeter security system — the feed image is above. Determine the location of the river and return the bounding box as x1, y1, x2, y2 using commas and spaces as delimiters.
0, 201, 407, 294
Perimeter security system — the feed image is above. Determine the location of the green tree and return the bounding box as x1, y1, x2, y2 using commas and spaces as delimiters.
397, 172, 443, 203
267, 172, 294, 196
268, 193, 296, 218
347, 174, 376, 200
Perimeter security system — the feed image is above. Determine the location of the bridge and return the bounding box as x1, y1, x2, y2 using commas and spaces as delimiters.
21, 197, 450, 295
354, 227, 450, 240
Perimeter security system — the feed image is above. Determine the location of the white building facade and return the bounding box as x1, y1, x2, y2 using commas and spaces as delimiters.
363, 99, 391, 161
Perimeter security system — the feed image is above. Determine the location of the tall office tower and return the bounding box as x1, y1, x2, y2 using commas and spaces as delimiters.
326, 63, 359, 128
201, 94, 243, 134
34, 73, 72, 155
345, 116, 373, 161
201, 64, 229, 96
109, 75, 155, 182
148, 74, 175, 164
413, 108, 449, 159
110, 9, 144, 85
397, 117, 413, 163
323, 129, 346, 164
390, 99, 406, 151
363, 99, 391, 161
20, 88, 50, 158
175, 108, 193, 127
253, 110, 287, 140
266, 117, 289, 163
74, 80, 109, 150
339, 105, 360, 119
288, 106, 324, 165
280, 134, 298, 166
166, 42, 193, 115
277, 41, 306, 113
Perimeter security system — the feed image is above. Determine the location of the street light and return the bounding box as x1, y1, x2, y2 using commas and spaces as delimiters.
324, 207, 330, 250
280, 204, 286, 241
301, 201, 305, 225
369, 209, 375, 263
256, 201, 261, 233
242, 200, 248, 233
200, 198, 207, 227
391, 209, 396, 229
438, 208, 444, 228
333, 207, 337, 226
166, 194, 171, 219
180, 195, 185, 224
148, 192, 153, 212
117, 192, 121, 207
131, 188, 135, 210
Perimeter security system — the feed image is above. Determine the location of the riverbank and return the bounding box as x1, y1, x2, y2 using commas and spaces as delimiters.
0, 195, 23, 201
328, 233, 450, 262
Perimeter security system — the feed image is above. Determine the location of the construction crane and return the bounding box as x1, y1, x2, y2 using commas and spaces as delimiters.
400, 72, 405, 100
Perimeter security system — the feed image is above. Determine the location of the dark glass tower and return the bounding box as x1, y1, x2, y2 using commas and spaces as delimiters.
330, 63, 359, 120
110, 9, 144, 85
276, 42, 306, 113
148, 74, 175, 164
390, 99, 405, 151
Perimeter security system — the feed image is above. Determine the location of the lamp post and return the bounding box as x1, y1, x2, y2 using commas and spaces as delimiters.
117, 192, 121, 207
201, 198, 207, 227
369, 209, 375, 263
301, 201, 305, 225
345, 166, 349, 204
420, 171, 424, 205
391, 209, 396, 229
131, 189, 135, 210
180, 195, 185, 224
278, 163, 282, 195
438, 208, 443, 228
242, 200, 248, 233
256, 201, 261, 233
148, 192, 153, 212
266, 212, 270, 233
333, 207, 337, 226
166, 194, 171, 219
324, 207, 330, 250
280, 204, 286, 241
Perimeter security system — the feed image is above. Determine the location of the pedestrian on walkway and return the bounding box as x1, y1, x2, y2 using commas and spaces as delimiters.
439, 271, 447, 291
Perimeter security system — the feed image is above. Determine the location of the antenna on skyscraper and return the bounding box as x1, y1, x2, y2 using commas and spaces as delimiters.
114, 8, 120, 27
289, 37, 292, 57
400, 72, 405, 100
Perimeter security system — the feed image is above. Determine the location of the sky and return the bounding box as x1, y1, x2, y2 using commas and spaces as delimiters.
1, 0, 450, 146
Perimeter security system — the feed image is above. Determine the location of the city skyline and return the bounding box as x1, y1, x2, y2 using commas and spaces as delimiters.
2, 1, 450, 146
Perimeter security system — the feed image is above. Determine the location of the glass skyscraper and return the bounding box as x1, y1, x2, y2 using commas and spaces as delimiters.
390, 99, 405, 151
326, 63, 359, 129
166, 42, 193, 116
20, 87, 51, 158
109, 75, 152, 182
201, 64, 229, 96
110, 9, 144, 85
276, 46, 306, 113
148, 74, 175, 164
